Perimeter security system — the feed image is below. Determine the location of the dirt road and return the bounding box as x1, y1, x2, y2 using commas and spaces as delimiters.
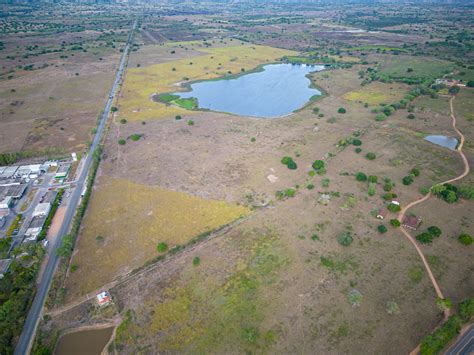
397, 95, 469, 319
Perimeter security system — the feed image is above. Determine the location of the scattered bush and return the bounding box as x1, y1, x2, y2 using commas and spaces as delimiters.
377, 224, 388, 234
338, 107, 346, 114
388, 203, 401, 212
120, 118, 127, 124
337, 231, 353, 246
375, 113, 386, 121
187, 120, 194, 126
411, 168, 420, 177
352, 139, 362, 146
157, 242, 168, 253
365, 152, 376, 160
321, 178, 330, 188
407, 113, 415, 119
416, 232, 434, 244
390, 219, 401, 227
276, 188, 296, 199
355, 147, 362, 153
383, 178, 395, 192
368, 183, 376, 196
368, 175, 378, 183
281, 156, 297, 170
386, 301, 400, 314
175, 115, 182, 120
432, 183, 459, 203
312, 160, 325, 171
427, 226, 442, 238
307, 183, 314, 190
118, 139, 126, 145
402, 175, 414, 185
383, 192, 397, 200
193, 256, 201, 266
130, 133, 142, 141
420, 186, 430, 195
459, 298, 474, 321
355, 172, 367, 182
458, 233, 473, 246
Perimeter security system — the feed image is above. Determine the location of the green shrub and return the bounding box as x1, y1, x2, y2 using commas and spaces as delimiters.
459, 185, 474, 200
416, 232, 433, 244
383, 192, 397, 200
459, 298, 474, 321
352, 139, 362, 146
420, 315, 461, 355
157, 242, 168, 253
427, 226, 442, 238
312, 160, 325, 171
281, 156, 297, 170
130, 133, 142, 141
337, 232, 353, 246
377, 224, 388, 234
375, 114, 386, 121
402, 175, 414, 185
355, 147, 362, 153
458, 233, 473, 245
383, 178, 395, 192
390, 219, 401, 227
120, 118, 127, 124
175, 115, 182, 120
355, 172, 367, 182
420, 186, 430, 195
187, 120, 194, 126
407, 113, 415, 119
411, 168, 420, 177
321, 178, 330, 188
387, 203, 401, 212
368, 175, 378, 183
308, 170, 316, 177
368, 183, 376, 196
365, 152, 376, 160
193, 256, 201, 266
118, 139, 126, 145
250, 137, 256, 142
338, 107, 346, 114
111, 106, 118, 112
312, 107, 320, 114
307, 183, 315, 190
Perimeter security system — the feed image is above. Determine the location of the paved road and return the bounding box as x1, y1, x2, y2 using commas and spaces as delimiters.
14, 19, 137, 355
446, 324, 474, 355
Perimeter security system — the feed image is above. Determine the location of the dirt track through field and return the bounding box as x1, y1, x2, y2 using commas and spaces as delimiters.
397, 95, 469, 321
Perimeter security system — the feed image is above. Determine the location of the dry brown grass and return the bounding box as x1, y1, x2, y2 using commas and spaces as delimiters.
64, 176, 249, 299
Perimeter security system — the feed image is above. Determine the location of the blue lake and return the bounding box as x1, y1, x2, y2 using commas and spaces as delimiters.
173, 63, 325, 118
424, 135, 458, 150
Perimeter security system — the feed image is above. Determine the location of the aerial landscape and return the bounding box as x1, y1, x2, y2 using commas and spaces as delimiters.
0, 0, 473, 354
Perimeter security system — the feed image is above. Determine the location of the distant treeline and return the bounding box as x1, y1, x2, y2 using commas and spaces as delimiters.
0, 148, 66, 166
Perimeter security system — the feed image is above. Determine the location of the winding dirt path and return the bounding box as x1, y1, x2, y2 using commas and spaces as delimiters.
397, 96, 469, 319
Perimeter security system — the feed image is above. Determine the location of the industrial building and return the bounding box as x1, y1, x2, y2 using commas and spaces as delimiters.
24, 215, 47, 242
32, 203, 51, 217
55, 163, 71, 179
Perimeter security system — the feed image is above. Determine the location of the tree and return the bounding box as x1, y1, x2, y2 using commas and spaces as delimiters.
175, 115, 182, 120
377, 224, 387, 234
111, 106, 118, 112
407, 113, 415, 119
466, 81, 474, 88
118, 139, 126, 145
337, 107, 346, 114
352, 139, 362, 146
355, 172, 367, 182
411, 168, 420, 176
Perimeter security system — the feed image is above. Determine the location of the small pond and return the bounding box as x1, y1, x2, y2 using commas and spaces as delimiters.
55, 327, 114, 355
173, 63, 325, 118
424, 135, 458, 150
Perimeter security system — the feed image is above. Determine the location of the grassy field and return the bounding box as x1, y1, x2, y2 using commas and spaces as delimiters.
118, 42, 295, 121
343, 81, 408, 105
64, 176, 249, 299
378, 55, 455, 81
113, 230, 287, 353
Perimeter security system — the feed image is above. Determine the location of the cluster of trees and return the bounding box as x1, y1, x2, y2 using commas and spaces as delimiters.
416, 226, 442, 244
281, 156, 297, 170
402, 167, 420, 186
420, 298, 474, 355
0, 244, 44, 353
431, 183, 474, 203
0, 148, 64, 166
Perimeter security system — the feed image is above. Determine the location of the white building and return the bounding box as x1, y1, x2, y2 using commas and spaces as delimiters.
0, 197, 12, 210
32, 203, 51, 217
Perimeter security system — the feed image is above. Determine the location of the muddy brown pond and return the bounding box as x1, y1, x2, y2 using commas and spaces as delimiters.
54, 326, 114, 355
